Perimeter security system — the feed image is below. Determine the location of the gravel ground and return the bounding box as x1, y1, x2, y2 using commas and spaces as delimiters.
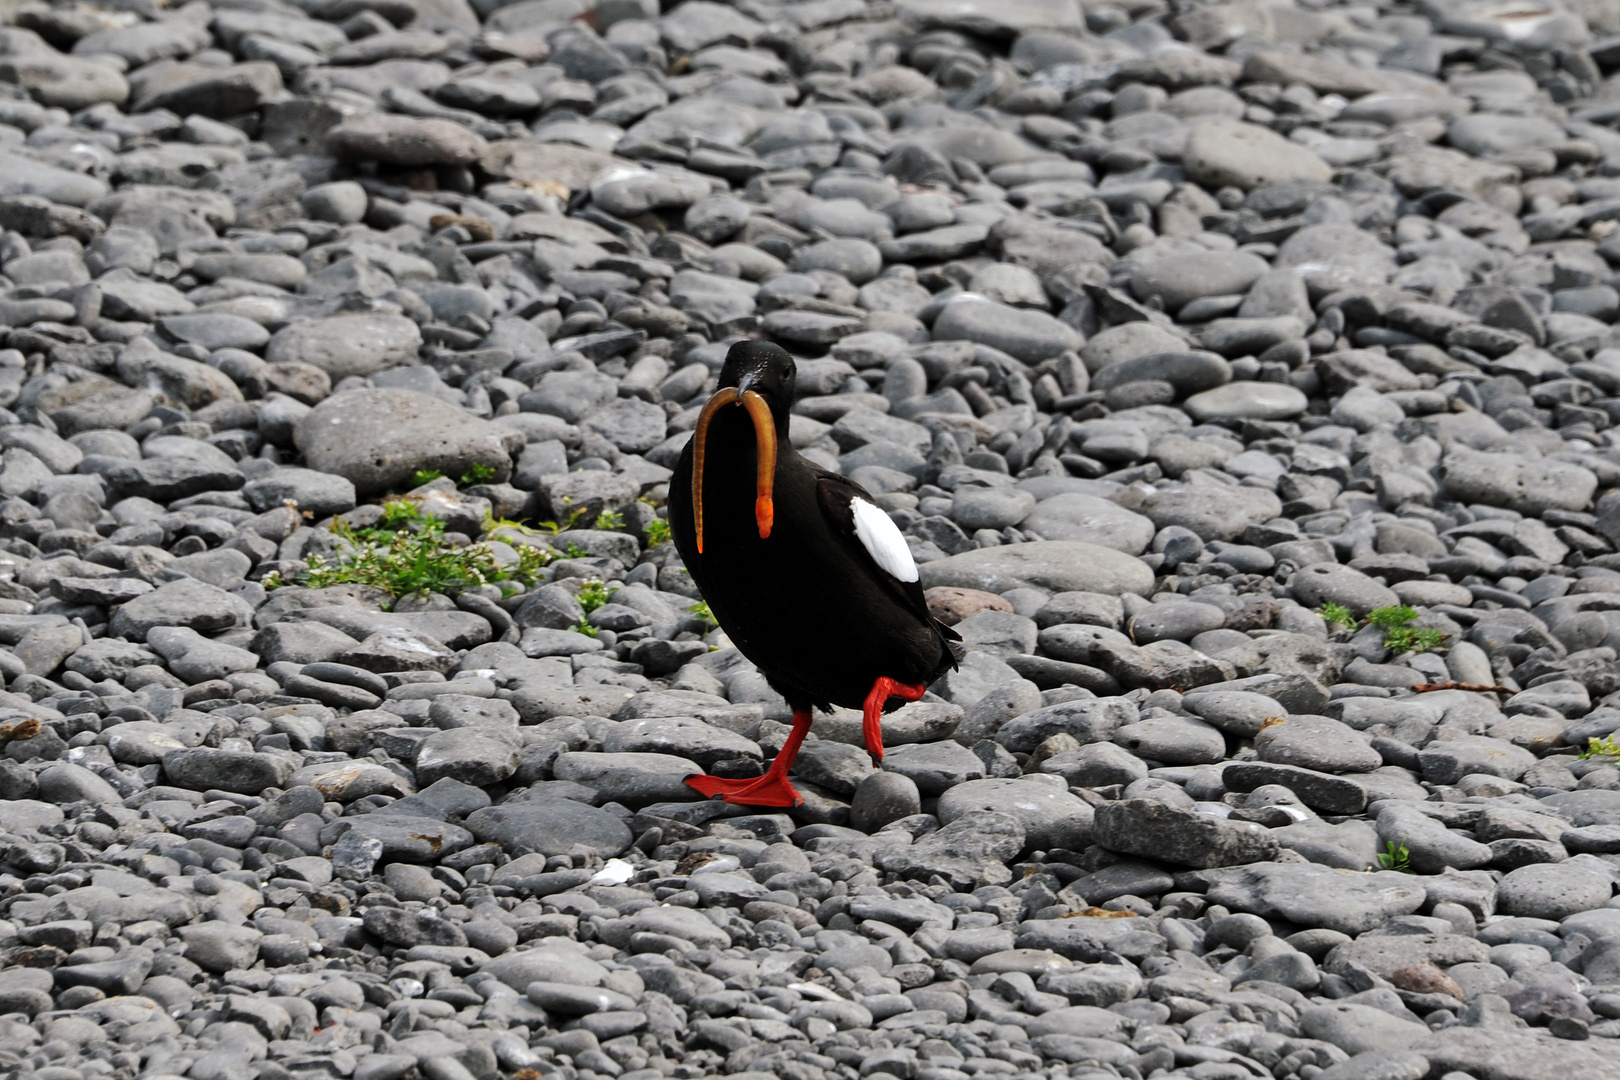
9, 0, 1620, 1078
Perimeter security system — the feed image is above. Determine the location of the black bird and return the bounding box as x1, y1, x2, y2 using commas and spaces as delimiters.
668, 340, 961, 806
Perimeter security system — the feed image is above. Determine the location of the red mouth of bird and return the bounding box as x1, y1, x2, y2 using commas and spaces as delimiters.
692, 386, 776, 554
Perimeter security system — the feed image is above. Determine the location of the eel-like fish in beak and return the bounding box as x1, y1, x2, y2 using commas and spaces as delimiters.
691, 385, 776, 554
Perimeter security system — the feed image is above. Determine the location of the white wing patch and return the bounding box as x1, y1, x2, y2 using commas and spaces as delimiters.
851, 497, 918, 583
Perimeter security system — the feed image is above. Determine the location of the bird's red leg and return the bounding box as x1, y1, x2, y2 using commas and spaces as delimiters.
686, 709, 811, 807
862, 677, 927, 765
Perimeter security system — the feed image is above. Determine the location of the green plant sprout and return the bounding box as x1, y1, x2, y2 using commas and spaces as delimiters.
1376, 840, 1413, 873
380, 499, 421, 527
1581, 735, 1620, 760
536, 499, 590, 535
689, 600, 716, 629
1317, 603, 1354, 629
644, 519, 671, 546
409, 469, 444, 487
577, 579, 617, 613
1367, 605, 1419, 630
1369, 605, 1447, 655
263, 502, 548, 602
594, 510, 625, 530
1318, 604, 1447, 655
459, 463, 497, 486
484, 513, 541, 537
572, 617, 598, 638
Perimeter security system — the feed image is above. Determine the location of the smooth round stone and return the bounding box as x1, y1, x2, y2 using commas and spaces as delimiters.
795, 198, 892, 240
1167, 85, 1247, 119
1130, 601, 1227, 643
1080, 321, 1187, 374
1439, 448, 1598, 517
1198, 316, 1305, 358
969, 263, 1047, 306
437, 75, 541, 114
937, 776, 1095, 851
968, 949, 1070, 976
1021, 494, 1155, 554
1191, 628, 1252, 657
1092, 351, 1232, 396
1255, 715, 1383, 774
684, 193, 750, 243
1331, 385, 1405, 431
585, 168, 707, 218
932, 293, 1083, 363
157, 313, 270, 351
1392, 580, 1474, 607
1205, 542, 1275, 573
267, 314, 423, 380
1041, 743, 1148, 787
1131, 251, 1269, 312
1139, 485, 1283, 542
792, 238, 882, 284
952, 486, 1037, 530
1183, 383, 1309, 422
1290, 563, 1400, 616
300, 181, 368, 224
1276, 223, 1397, 294
850, 771, 922, 832
1448, 112, 1563, 157
1497, 862, 1614, 920
1103, 381, 1176, 409
294, 387, 514, 496
1182, 691, 1286, 738
526, 982, 638, 1015
1445, 641, 1495, 686
1113, 715, 1227, 765
1183, 118, 1332, 190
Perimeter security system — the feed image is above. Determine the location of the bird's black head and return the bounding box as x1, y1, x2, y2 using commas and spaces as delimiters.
720, 340, 796, 424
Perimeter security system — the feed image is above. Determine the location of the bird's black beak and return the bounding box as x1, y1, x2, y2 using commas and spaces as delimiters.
691, 384, 776, 554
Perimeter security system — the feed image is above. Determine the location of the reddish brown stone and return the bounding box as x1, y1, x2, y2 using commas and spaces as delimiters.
925, 586, 1012, 626
1391, 963, 1463, 1000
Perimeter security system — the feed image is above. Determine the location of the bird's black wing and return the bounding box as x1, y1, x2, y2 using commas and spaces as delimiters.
813, 469, 961, 651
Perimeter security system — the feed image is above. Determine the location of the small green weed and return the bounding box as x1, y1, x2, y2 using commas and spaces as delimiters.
460, 463, 497, 486
572, 617, 598, 638
410, 469, 444, 487
512, 546, 552, 580
594, 510, 625, 530
380, 499, 420, 527
1387, 625, 1447, 655
1322, 604, 1448, 655
1367, 605, 1419, 630
1376, 840, 1413, 874
689, 600, 716, 629
563, 542, 587, 558
1317, 603, 1354, 629
1582, 735, 1620, 760
537, 500, 591, 535
484, 513, 541, 537
264, 502, 549, 601
577, 579, 617, 613
644, 518, 671, 546
1369, 605, 1446, 654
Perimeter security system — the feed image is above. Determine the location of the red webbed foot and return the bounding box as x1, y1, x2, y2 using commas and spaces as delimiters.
861, 677, 928, 765
686, 708, 812, 807
685, 771, 803, 807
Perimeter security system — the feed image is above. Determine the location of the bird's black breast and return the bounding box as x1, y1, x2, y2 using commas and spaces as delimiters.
669, 409, 953, 712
